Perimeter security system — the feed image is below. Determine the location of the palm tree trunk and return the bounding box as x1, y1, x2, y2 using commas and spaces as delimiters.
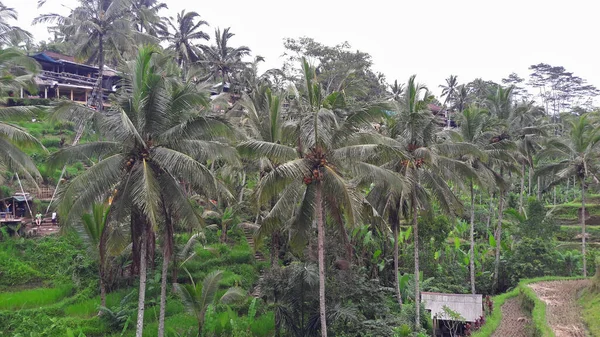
412, 192, 421, 328
486, 195, 494, 233
519, 164, 525, 213
315, 181, 327, 337
135, 223, 148, 337
389, 206, 402, 308
528, 166, 533, 196
469, 180, 476, 295
270, 231, 279, 269
97, 35, 104, 112
99, 228, 108, 309
158, 209, 174, 337
493, 192, 505, 294
581, 179, 587, 277
537, 176, 541, 200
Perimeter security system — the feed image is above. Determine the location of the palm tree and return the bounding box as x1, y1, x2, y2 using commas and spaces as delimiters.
80, 202, 111, 307
485, 85, 520, 293
200, 27, 251, 93
0, 2, 32, 46
449, 105, 513, 294
175, 270, 246, 336
131, 0, 168, 36
243, 58, 389, 337
440, 75, 459, 127
163, 10, 209, 74
369, 75, 474, 327
537, 114, 600, 277
237, 85, 288, 267
47, 46, 237, 337
34, 0, 137, 111
0, 47, 43, 184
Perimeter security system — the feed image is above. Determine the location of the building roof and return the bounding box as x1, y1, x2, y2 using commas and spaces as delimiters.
421, 292, 483, 322
31, 51, 119, 77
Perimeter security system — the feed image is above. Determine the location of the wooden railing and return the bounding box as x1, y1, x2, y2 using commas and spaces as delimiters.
25, 187, 55, 200
39, 70, 98, 87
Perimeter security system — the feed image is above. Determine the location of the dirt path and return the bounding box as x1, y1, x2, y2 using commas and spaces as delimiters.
491, 297, 529, 337
529, 279, 590, 337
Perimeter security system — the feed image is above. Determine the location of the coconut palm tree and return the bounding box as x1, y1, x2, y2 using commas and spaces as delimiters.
47, 46, 237, 337
175, 270, 246, 336
0, 2, 32, 46
200, 27, 251, 93
368, 75, 475, 326
163, 10, 209, 74
34, 0, 138, 111
537, 114, 600, 277
241, 58, 391, 337
448, 105, 514, 294
440, 75, 459, 127
80, 202, 112, 308
0, 47, 43, 184
131, 0, 168, 36
237, 85, 290, 267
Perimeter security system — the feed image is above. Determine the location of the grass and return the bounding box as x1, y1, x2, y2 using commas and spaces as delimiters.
578, 288, 600, 336
0, 283, 73, 310
64, 290, 129, 317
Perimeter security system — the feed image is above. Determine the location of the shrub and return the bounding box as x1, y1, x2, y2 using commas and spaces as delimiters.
0, 250, 41, 287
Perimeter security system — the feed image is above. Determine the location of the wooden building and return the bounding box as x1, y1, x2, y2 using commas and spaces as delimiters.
27, 51, 119, 107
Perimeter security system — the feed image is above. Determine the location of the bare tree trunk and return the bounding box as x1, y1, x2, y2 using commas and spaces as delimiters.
537, 176, 542, 200
412, 192, 421, 328
270, 231, 279, 268
519, 164, 525, 213
528, 166, 533, 196
581, 179, 587, 277
389, 206, 402, 308
135, 224, 148, 337
486, 195, 494, 233
469, 180, 476, 295
158, 209, 174, 337
493, 192, 505, 294
99, 227, 108, 309
316, 182, 327, 337
238, 171, 246, 203
97, 35, 104, 112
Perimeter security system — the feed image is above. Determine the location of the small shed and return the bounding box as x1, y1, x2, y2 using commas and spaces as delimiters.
422, 292, 483, 337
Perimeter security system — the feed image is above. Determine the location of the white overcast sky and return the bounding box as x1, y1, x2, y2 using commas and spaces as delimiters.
8, 0, 600, 97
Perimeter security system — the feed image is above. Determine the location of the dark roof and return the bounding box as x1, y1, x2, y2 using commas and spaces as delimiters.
42, 50, 77, 63
31, 52, 62, 65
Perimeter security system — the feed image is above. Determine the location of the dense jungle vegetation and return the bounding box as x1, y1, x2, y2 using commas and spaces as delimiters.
0, 0, 600, 336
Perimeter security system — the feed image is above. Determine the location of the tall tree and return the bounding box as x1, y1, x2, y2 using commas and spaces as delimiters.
0, 47, 43, 183
47, 46, 237, 337
80, 202, 112, 308
163, 10, 209, 73
0, 2, 32, 46
440, 75, 459, 127
449, 105, 513, 294
131, 0, 167, 36
369, 76, 473, 327
243, 58, 389, 337
537, 115, 600, 277
200, 27, 251, 93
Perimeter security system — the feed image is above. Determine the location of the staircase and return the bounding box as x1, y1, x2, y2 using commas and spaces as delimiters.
241, 225, 266, 262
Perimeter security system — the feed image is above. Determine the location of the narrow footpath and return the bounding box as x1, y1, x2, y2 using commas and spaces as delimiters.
491, 297, 528, 337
